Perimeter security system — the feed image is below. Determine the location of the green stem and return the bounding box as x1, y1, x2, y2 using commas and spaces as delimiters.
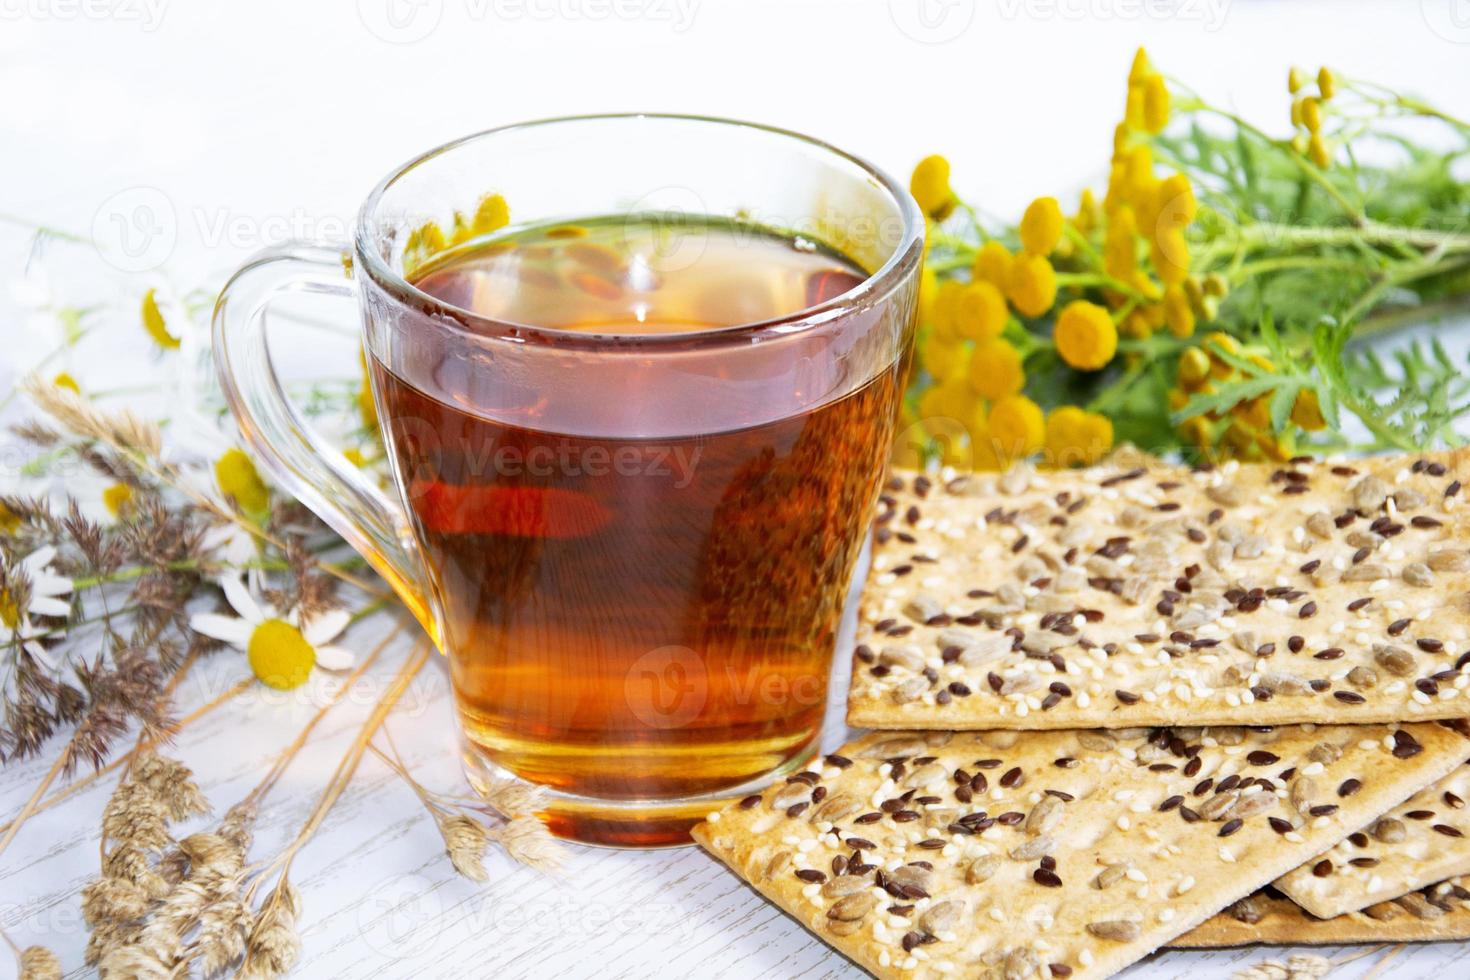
1180, 102, 1365, 223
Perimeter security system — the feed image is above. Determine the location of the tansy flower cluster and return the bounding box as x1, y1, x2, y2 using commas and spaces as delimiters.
1290, 65, 1337, 169
899, 47, 1408, 470
1170, 333, 1327, 463
903, 48, 1212, 471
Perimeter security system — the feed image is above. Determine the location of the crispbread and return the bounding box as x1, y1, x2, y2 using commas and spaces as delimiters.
1172, 877, 1470, 948
691, 722, 1470, 980
848, 451, 1470, 730
1270, 760, 1470, 918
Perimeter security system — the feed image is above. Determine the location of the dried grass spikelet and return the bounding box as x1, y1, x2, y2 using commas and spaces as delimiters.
21, 375, 162, 459
490, 814, 565, 874
480, 774, 550, 818
193, 896, 254, 976
18, 945, 62, 980
240, 879, 302, 979
132, 753, 211, 822
81, 876, 151, 927
178, 832, 244, 880
100, 781, 173, 853
94, 941, 177, 980
438, 813, 490, 883
217, 802, 257, 855
102, 842, 171, 900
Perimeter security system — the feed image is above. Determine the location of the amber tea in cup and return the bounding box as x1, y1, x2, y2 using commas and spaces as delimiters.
214, 116, 923, 846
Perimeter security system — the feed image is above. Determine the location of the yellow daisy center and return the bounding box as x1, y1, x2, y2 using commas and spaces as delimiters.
215, 449, 270, 514
103, 483, 135, 518
0, 588, 18, 630
247, 619, 316, 690
142, 288, 181, 350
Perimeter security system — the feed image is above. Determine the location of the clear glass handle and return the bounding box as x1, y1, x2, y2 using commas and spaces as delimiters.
211, 243, 437, 642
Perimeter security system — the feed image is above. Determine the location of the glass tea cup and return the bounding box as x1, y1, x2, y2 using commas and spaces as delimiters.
213, 115, 923, 846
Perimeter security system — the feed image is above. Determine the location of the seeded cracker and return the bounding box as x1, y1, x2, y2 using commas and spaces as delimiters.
1173, 876, 1470, 948
849, 451, 1470, 730
691, 723, 1469, 980
1267, 758, 1470, 918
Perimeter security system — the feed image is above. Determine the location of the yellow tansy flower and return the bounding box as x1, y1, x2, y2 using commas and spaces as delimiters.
1074, 189, 1101, 235
1129, 47, 1152, 85
911, 155, 956, 221
1053, 301, 1117, 371
930, 280, 965, 340
1120, 309, 1152, 340
917, 265, 939, 326
1203, 332, 1240, 379
1125, 85, 1146, 132
1156, 172, 1197, 227
1163, 285, 1196, 338
1234, 394, 1272, 430
1178, 347, 1212, 391
1019, 197, 1064, 256
1122, 145, 1154, 200
215, 448, 270, 515
953, 281, 1009, 342
52, 372, 80, 394
1150, 226, 1190, 285
142, 288, 181, 350
1005, 253, 1057, 318
986, 395, 1044, 459
1300, 96, 1322, 134
1292, 389, 1327, 431
967, 339, 1025, 401
1142, 73, 1170, 134
1180, 415, 1214, 451
971, 240, 1013, 289
1288, 66, 1307, 93
1318, 66, 1337, 100
1045, 406, 1114, 467
919, 333, 970, 382
1308, 133, 1330, 169
1104, 206, 1137, 282
918, 379, 976, 435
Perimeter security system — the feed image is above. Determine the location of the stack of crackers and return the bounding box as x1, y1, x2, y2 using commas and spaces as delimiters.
693, 450, 1470, 978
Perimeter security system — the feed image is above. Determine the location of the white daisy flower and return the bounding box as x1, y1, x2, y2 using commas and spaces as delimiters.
189, 575, 354, 689
200, 521, 263, 586
1, 546, 75, 668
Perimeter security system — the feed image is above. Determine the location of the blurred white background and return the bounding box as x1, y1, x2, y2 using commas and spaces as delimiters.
3, 0, 1469, 287
3, 3, 1470, 979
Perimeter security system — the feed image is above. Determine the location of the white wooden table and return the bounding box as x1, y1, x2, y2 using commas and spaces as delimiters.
4, 3, 1469, 976
5, 595, 1470, 978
